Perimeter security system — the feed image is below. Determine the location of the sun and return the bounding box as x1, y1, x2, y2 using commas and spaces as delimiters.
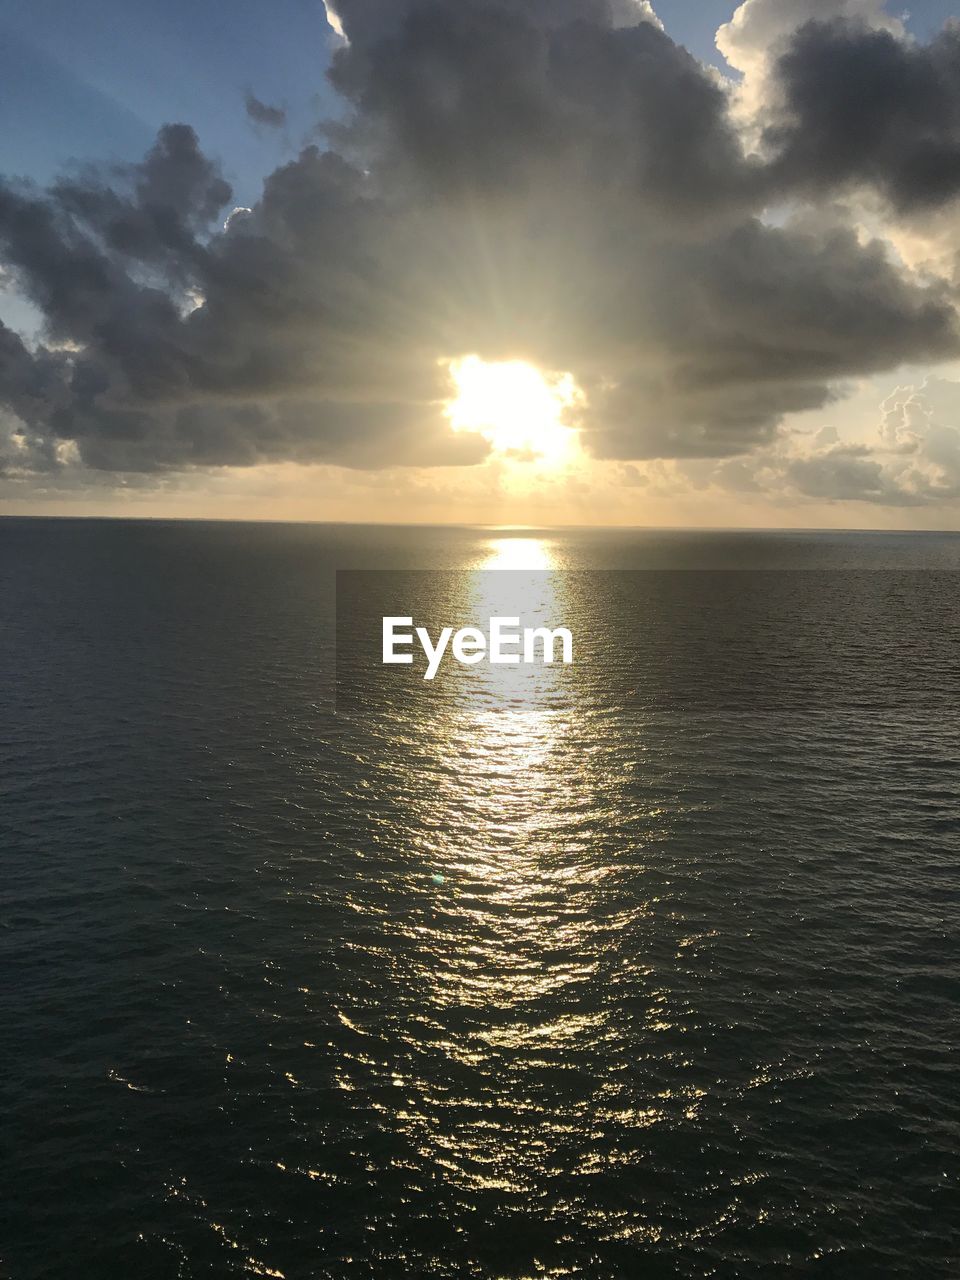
444, 355, 581, 465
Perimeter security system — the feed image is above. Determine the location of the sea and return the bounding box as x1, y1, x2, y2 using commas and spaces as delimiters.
1, 517, 958, 1279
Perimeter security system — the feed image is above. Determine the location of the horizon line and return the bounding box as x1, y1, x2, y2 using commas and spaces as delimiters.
1, 512, 959, 536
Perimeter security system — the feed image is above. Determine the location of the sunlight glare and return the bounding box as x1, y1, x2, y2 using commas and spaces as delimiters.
444, 356, 580, 464
481, 536, 553, 570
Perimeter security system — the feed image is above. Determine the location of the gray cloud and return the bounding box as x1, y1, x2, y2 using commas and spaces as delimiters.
327, 3, 756, 218
245, 94, 287, 129
678, 378, 960, 508
785, 446, 911, 504
764, 19, 960, 213
716, 0, 904, 88
1, 0, 960, 484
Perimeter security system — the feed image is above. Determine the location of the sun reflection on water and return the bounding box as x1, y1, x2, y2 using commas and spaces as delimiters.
323, 535, 724, 1246
369, 533, 623, 1195
479, 535, 554, 571
327, 532, 713, 1221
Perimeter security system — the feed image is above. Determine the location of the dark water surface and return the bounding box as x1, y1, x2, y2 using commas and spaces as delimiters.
2, 519, 959, 1279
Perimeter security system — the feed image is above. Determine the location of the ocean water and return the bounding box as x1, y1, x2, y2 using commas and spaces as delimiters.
1, 518, 959, 1279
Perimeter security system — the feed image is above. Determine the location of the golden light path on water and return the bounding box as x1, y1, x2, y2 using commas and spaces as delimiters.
340, 533, 701, 1233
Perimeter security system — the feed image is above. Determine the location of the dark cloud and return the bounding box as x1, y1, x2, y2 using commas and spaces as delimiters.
245, 93, 287, 129
327, 2, 755, 218
0, 321, 64, 428
765, 19, 960, 212
1, 0, 960, 481
584, 218, 956, 458
0, 321, 65, 475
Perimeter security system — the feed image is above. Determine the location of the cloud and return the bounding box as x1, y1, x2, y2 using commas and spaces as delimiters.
1, 0, 960, 488
675, 377, 960, 508
763, 19, 960, 214
717, 0, 904, 95
245, 93, 287, 129
582, 216, 956, 458
325, 0, 662, 48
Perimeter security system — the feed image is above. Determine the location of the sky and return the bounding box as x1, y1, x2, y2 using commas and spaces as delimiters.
3, 0, 960, 526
